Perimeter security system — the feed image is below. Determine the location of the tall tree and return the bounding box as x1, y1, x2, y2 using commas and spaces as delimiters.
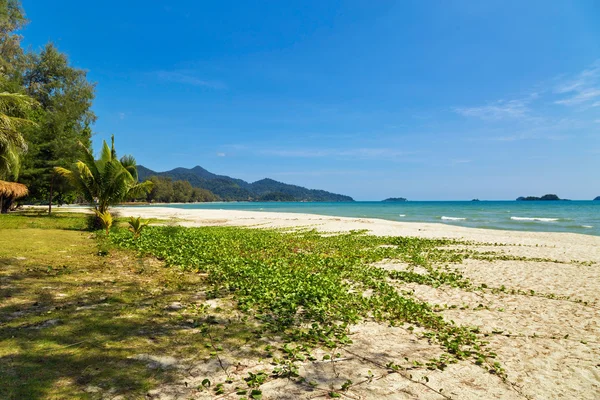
146, 176, 174, 203
19, 43, 96, 212
172, 180, 193, 203
0, 0, 26, 82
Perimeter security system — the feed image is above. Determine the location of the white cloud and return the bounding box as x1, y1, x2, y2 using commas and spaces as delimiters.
118, 112, 126, 120
216, 152, 226, 157
554, 61, 600, 106
554, 88, 600, 106
485, 123, 574, 142
455, 61, 600, 121
450, 159, 471, 165
155, 70, 226, 89
260, 147, 414, 159
270, 169, 372, 177
487, 133, 570, 142
454, 99, 529, 120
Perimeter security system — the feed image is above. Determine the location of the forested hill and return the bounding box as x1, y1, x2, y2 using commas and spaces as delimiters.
137, 166, 354, 202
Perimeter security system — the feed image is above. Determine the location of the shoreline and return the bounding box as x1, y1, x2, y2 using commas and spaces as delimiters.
117, 200, 600, 238
107, 205, 600, 264
32, 201, 600, 237
37, 205, 600, 256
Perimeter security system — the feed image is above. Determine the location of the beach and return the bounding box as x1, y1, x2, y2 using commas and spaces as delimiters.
103, 206, 600, 399
114, 206, 600, 262
112, 200, 600, 237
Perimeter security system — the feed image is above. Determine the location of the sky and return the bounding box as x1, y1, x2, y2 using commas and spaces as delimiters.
20, 0, 600, 200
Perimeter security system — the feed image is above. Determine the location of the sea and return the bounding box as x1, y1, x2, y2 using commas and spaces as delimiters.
147, 201, 600, 237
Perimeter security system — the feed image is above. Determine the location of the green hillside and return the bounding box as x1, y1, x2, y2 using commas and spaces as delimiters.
137, 166, 354, 202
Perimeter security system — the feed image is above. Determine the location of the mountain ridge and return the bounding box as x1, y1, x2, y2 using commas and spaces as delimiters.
137, 165, 354, 202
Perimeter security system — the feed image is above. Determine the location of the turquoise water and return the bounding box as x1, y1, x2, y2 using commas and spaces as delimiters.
147, 201, 600, 236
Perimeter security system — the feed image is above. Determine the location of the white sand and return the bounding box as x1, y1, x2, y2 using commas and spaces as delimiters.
89, 206, 600, 398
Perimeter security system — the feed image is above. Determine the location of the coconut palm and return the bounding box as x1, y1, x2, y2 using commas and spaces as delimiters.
0, 92, 37, 179
55, 135, 153, 214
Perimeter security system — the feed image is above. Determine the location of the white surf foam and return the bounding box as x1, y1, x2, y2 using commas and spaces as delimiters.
510, 216, 559, 222
581, 225, 593, 229
441, 216, 466, 221
398, 214, 406, 217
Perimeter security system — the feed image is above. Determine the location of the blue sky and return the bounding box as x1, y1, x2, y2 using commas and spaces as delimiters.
20, 0, 600, 200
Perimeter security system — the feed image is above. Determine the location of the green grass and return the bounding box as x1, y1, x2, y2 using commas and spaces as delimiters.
0, 211, 90, 230
0, 213, 255, 399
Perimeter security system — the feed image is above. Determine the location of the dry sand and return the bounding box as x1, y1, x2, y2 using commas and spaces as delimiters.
89, 207, 600, 398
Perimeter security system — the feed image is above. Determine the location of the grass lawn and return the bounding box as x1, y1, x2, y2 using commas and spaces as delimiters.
0, 212, 254, 399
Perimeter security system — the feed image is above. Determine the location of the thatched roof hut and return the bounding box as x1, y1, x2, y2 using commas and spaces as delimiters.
0, 180, 28, 199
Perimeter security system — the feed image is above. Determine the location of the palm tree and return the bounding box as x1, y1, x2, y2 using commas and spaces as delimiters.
55, 135, 153, 214
0, 92, 37, 180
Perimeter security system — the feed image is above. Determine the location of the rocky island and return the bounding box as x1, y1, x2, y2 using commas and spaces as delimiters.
516, 194, 563, 201
382, 197, 407, 202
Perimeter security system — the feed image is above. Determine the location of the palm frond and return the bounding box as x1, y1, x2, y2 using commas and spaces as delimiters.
54, 166, 75, 180
0, 114, 36, 137
127, 180, 154, 199
99, 140, 112, 164
93, 209, 113, 234
127, 216, 149, 239
0, 142, 24, 179
0, 92, 38, 115
120, 154, 138, 181
76, 141, 100, 180
0, 91, 37, 178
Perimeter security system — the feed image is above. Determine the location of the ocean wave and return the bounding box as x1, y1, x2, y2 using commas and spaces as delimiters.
398, 214, 406, 217
581, 225, 593, 228
510, 216, 559, 222
441, 216, 466, 221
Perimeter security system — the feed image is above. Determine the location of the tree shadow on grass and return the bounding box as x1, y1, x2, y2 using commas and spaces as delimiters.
1, 316, 176, 399
0, 256, 262, 399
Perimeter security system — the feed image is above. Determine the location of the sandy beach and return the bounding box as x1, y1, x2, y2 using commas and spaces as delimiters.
82, 206, 599, 400
113, 206, 600, 263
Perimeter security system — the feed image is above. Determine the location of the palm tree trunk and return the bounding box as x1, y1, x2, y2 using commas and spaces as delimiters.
48, 172, 54, 214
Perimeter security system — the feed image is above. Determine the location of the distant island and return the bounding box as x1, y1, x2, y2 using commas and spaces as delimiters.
516, 194, 565, 201
137, 165, 354, 202
382, 197, 407, 202
594, 196, 600, 201
471, 199, 480, 202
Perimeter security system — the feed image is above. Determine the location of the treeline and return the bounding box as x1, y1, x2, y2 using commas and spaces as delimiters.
0, 0, 96, 207
257, 192, 295, 201
141, 176, 219, 203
